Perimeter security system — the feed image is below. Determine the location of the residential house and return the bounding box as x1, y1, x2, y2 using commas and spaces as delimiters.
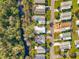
61, 27, 72, 32
34, 54, 45, 59
61, 1, 72, 10
34, 5, 45, 14
32, 16, 45, 24
35, 35, 45, 44
60, 42, 71, 51
34, 26, 45, 34
60, 12, 71, 21
60, 32, 71, 40
35, 46, 46, 54
53, 42, 61, 46
77, 0, 79, 4
60, 22, 71, 28
34, 0, 45, 4
76, 20, 79, 26
75, 40, 79, 48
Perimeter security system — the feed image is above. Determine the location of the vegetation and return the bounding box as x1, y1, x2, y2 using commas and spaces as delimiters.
0, 0, 25, 59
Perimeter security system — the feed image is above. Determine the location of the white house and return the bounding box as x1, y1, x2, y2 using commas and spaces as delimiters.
60, 12, 71, 21
61, 1, 72, 10
34, 54, 45, 59
34, 0, 45, 4
60, 42, 71, 51
60, 32, 71, 40
35, 46, 46, 53
32, 16, 45, 24
34, 26, 45, 34
34, 5, 45, 14
61, 27, 72, 32
77, 0, 79, 4
76, 20, 79, 26
53, 42, 61, 46
35, 35, 45, 44
75, 40, 79, 48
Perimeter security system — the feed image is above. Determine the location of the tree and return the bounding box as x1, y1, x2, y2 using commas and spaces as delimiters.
0, 0, 25, 59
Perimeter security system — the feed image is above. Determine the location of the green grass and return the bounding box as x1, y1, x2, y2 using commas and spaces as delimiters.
46, 10, 51, 21
48, 0, 51, 6
70, 0, 79, 54
54, 32, 60, 39
54, 0, 63, 9
54, 46, 60, 54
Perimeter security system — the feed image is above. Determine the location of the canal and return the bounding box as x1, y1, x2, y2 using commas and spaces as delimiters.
18, 0, 29, 59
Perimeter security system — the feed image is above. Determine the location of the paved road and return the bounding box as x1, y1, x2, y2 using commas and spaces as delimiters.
50, 0, 56, 59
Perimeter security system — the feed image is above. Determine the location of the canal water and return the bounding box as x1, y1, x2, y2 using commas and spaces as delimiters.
18, 0, 29, 59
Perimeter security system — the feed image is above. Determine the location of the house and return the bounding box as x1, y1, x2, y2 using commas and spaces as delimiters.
61, 27, 72, 32
32, 16, 45, 24
35, 35, 45, 44
34, 5, 45, 14
77, 0, 79, 4
54, 42, 71, 51
34, 54, 45, 59
60, 12, 71, 21
60, 42, 71, 51
34, 0, 45, 4
53, 42, 61, 46
34, 26, 45, 34
60, 22, 71, 28
35, 46, 46, 54
76, 20, 79, 26
75, 40, 79, 48
61, 1, 72, 10
60, 32, 71, 40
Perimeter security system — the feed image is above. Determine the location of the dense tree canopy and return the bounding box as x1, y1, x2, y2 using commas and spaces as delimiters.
0, 0, 25, 59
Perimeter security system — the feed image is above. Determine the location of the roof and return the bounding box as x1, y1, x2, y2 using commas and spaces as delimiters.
77, 0, 79, 4
63, 37, 71, 40
32, 16, 45, 24
35, 35, 45, 44
60, 42, 71, 51
60, 32, 71, 39
61, 1, 72, 10
61, 27, 72, 32
76, 20, 79, 25
34, 0, 45, 4
54, 42, 61, 46
34, 54, 45, 59
75, 40, 79, 48
35, 46, 46, 53
34, 26, 45, 34
60, 22, 71, 28
34, 5, 45, 14
60, 12, 71, 21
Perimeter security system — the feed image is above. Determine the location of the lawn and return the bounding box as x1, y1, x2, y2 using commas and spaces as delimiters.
48, 0, 51, 6
70, 0, 79, 54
